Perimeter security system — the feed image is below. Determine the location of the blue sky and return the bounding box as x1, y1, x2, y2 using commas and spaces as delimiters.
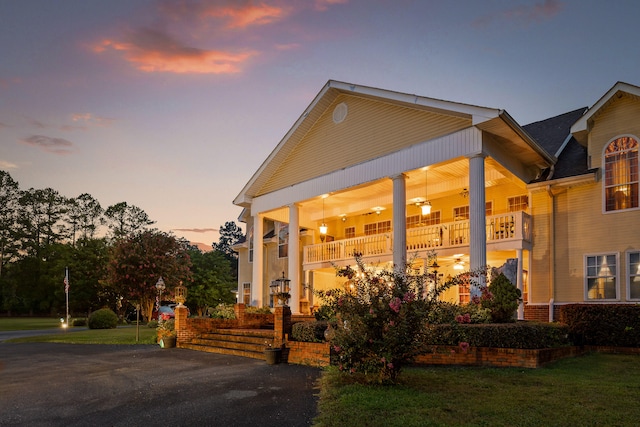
1, 0, 639, 249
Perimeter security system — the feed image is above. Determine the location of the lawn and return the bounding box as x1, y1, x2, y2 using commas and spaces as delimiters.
313, 353, 640, 427
0, 317, 65, 331
2, 317, 157, 344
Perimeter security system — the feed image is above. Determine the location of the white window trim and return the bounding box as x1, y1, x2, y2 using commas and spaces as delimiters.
584, 252, 620, 301
626, 250, 640, 301
602, 134, 640, 215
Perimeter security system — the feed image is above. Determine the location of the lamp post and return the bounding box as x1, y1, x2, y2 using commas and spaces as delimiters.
155, 276, 165, 319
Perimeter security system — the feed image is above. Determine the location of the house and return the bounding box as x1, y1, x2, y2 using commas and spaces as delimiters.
232, 80, 640, 321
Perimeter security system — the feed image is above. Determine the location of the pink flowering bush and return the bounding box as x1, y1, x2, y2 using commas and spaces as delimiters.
315, 253, 453, 384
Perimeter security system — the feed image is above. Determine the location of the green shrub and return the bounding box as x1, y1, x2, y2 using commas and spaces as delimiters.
208, 303, 236, 319
88, 308, 118, 329
147, 319, 158, 328
292, 321, 330, 342
559, 304, 640, 347
71, 318, 87, 327
425, 322, 570, 349
481, 273, 521, 323
245, 306, 272, 314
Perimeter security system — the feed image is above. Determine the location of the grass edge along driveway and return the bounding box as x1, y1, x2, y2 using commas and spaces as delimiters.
313, 352, 640, 427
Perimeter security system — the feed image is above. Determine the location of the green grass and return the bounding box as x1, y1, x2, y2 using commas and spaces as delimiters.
1, 317, 158, 344
0, 317, 65, 331
314, 353, 640, 427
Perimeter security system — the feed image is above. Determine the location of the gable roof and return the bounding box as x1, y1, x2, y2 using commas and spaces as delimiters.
571, 81, 640, 144
234, 80, 554, 208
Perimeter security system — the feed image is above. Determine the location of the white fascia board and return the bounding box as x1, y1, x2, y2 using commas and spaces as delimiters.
329, 80, 502, 121
251, 127, 483, 213
527, 172, 597, 191
571, 82, 640, 134
233, 81, 334, 206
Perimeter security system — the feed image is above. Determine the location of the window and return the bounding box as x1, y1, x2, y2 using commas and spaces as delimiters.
407, 212, 441, 228
458, 279, 470, 304
364, 220, 391, 235
278, 223, 288, 258
585, 254, 618, 300
406, 215, 421, 229
248, 227, 254, 263
628, 251, 640, 300
508, 195, 528, 212
242, 282, 251, 305
344, 226, 356, 239
485, 201, 493, 216
604, 136, 639, 212
453, 206, 469, 220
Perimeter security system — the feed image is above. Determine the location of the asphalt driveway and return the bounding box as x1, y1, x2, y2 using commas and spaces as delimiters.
0, 342, 321, 427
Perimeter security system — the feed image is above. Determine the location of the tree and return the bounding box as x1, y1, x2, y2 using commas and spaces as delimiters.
65, 193, 104, 245
107, 229, 191, 321
212, 221, 243, 259
104, 202, 155, 239
0, 171, 20, 279
186, 248, 236, 316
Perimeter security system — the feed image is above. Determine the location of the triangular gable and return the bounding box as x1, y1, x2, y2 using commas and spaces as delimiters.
234, 80, 508, 208
571, 81, 640, 145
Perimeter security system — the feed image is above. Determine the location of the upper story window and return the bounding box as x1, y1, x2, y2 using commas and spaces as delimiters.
604, 136, 639, 212
344, 226, 356, 239
364, 220, 391, 235
278, 223, 288, 258
508, 195, 528, 212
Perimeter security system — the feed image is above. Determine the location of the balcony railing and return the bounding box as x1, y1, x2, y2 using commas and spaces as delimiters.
303, 211, 531, 266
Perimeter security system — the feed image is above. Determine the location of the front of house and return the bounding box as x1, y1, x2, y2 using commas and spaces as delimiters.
232, 80, 640, 321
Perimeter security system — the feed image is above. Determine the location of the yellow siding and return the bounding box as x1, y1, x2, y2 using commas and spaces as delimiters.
258, 94, 470, 195
589, 95, 640, 168
530, 190, 551, 303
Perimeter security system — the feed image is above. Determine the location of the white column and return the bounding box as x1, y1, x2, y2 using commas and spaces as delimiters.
392, 174, 407, 272
288, 203, 301, 314
516, 248, 524, 320
468, 154, 487, 297
251, 213, 264, 307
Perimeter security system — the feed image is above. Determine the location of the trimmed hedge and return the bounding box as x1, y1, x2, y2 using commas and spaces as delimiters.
291, 320, 330, 343
558, 304, 640, 347
425, 322, 570, 349
88, 308, 118, 329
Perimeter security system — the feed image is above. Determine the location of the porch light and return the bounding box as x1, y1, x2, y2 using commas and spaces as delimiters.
320, 195, 328, 241
420, 168, 432, 215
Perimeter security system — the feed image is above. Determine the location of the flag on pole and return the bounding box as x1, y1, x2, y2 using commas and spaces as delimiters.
64, 268, 69, 294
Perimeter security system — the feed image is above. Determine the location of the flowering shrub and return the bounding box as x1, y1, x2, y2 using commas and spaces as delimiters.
480, 273, 521, 323
316, 253, 457, 384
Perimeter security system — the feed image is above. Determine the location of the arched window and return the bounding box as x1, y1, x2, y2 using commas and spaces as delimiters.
604, 136, 639, 212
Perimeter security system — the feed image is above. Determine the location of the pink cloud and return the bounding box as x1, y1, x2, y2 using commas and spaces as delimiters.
473, 0, 563, 27
20, 135, 74, 155
314, 0, 349, 12
202, 3, 290, 29
172, 228, 219, 233
94, 27, 257, 74
71, 113, 115, 127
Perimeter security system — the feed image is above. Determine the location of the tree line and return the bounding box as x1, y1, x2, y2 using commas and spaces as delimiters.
0, 170, 244, 320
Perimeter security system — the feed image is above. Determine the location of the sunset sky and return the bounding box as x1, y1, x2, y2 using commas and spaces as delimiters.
1, 0, 639, 249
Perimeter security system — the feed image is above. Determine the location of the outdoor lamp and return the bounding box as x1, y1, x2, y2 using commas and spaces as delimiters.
175, 281, 187, 307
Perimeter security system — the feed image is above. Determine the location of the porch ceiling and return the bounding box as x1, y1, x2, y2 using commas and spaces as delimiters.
265, 156, 525, 225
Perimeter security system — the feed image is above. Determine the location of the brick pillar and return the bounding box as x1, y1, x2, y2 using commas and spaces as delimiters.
174, 305, 188, 344
234, 303, 246, 327
274, 306, 291, 346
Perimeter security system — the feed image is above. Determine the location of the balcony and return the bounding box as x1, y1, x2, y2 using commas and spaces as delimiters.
303, 211, 531, 268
